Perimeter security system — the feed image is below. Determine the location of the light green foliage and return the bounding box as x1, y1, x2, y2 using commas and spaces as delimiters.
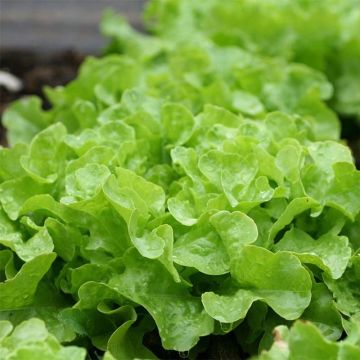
202, 246, 312, 323
109, 249, 214, 351
255, 321, 360, 360
0, 319, 86, 360
0, 0, 359, 358
2, 97, 52, 146
0, 253, 56, 309
145, 0, 360, 121
210, 210, 258, 259
274, 228, 352, 279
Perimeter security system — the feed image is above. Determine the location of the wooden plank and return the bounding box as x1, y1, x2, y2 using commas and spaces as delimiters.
0, 0, 147, 52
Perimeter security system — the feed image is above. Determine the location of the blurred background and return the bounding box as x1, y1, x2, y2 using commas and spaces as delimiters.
0, 0, 146, 144
1, 0, 145, 52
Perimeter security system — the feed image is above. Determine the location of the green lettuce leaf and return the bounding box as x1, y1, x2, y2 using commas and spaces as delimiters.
0, 252, 56, 309
274, 227, 351, 279
0, 318, 86, 360
256, 320, 360, 360
109, 248, 214, 351
202, 246, 312, 323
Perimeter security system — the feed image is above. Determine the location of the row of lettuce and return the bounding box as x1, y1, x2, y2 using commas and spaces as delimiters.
1, 0, 360, 358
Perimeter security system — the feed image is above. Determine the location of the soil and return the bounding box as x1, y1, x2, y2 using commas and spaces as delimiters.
340, 115, 360, 169
0, 49, 86, 146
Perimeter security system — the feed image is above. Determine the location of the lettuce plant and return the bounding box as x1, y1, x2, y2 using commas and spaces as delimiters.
145, 0, 360, 120
0, 1, 359, 359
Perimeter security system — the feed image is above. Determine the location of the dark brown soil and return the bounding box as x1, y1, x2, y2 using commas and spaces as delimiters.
142, 329, 245, 360
0, 49, 86, 146
340, 115, 360, 169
